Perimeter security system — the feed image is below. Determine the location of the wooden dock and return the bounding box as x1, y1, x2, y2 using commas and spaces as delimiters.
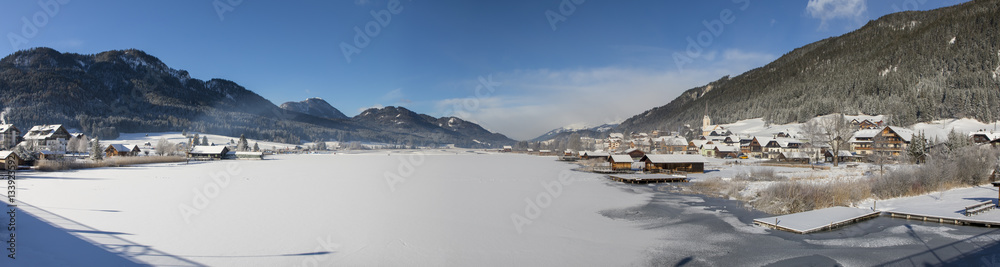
753, 207, 881, 234
884, 210, 1000, 228
609, 174, 688, 184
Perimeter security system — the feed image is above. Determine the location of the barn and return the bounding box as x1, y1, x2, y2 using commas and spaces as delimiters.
188, 146, 230, 159
0, 151, 20, 170
640, 154, 706, 174
608, 155, 634, 171
105, 144, 141, 157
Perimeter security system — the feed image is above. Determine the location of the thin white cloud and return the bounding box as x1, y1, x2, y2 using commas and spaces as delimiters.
806, 0, 868, 29
432, 49, 775, 140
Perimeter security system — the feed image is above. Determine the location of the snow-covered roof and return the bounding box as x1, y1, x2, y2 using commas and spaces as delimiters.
781, 152, 810, 159
702, 144, 717, 150
853, 129, 881, 139
608, 133, 624, 139
24, 124, 67, 140
0, 124, 18, 133
970, 132, 1000, 141
886, 126, 914, 142
609, 155, 633, 163
715, 145, 739, 153
190, 146, 228, 154
0, 151, 15, 159
584, 151, 610, 157
502, 145, 512, 149
642, 154, 706, 164
107, 144, 137, 152
657, 136, 688, 146
689, 140, 708, 147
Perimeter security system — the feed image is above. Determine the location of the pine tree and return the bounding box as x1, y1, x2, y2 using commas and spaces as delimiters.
253, 142, 260, 152
91, 137, 103, 161
202, 136, 209, 146
907, 131, 927, 164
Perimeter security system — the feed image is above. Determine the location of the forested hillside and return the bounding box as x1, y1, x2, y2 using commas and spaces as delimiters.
617, 0, 1000, 134
0, 48, 513, 147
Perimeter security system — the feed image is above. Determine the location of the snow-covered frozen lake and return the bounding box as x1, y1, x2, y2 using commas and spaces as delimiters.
6, 152, 660, 266
6, 152, 1000, 266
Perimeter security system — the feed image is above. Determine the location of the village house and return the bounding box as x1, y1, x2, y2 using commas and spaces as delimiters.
714, 145, 740, 159
687, 140, 708, 155
608, 155, 634, 171
105, 144, 141, 157
701, 144, 718, 158
188, 145, 230, 159
777, 152, 811, 164
763, 138, 803, 160
825, 150, 858, 163
640, 154, 706, 174
971, 131, 1000, 146
0, 125, 20, 150
850, 126, 914, 158
502, 146, 513, 152
23, 124, 71, 157
655, 136, 688, 154
625, 148, 645, 159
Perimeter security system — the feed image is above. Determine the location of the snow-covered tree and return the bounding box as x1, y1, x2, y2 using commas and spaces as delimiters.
91, 137, 103, 161
907, 131, 927, 164
156, 138, 174, 156
253, 142, 260, 152
236, 134, 250, 152
202, 136, 209, 146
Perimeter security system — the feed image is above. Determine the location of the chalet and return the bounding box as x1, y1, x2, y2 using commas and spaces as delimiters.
609, 155, 634, 171
687, 140, 708, 154
625, 148, 645, 159
105, 144, 140, 157
971, 132, 1000, 145
747, 137, 766, 158
188, 146, 230, 159
502, 146, 513, 152
825, 150, 857, 163
655, 136, 688, 154
538, 150, 554, 156
563, 150, 575, 157
23, 124, 70, 155
0, 125, 20, 150
0, 151, 21, 170
714, 145, 739, 159
850, 129, 880, 156
851, 118, 884, 130
763, 138, 803, 159
876, 126, 913, 157
777, 152, 811, 164
640, 154, 706, 173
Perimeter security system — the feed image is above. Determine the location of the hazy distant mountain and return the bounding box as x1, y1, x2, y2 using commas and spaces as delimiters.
352, 106, 514, 147
531, 123, 617, 142
0, 48, 513, 147
616, 0, 1000, 134
280, 98, 349, 120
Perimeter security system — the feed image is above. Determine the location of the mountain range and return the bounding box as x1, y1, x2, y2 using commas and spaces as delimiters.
537, 0, 1000, 141
0, 48, 514, 148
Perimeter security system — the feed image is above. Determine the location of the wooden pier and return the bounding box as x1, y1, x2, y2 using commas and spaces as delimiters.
608, 174, 688, 184
885, 210, 1000, 228
753, 207, 881, 234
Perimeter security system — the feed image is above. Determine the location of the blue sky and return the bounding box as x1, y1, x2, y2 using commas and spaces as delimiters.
0, 0, 969, 140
